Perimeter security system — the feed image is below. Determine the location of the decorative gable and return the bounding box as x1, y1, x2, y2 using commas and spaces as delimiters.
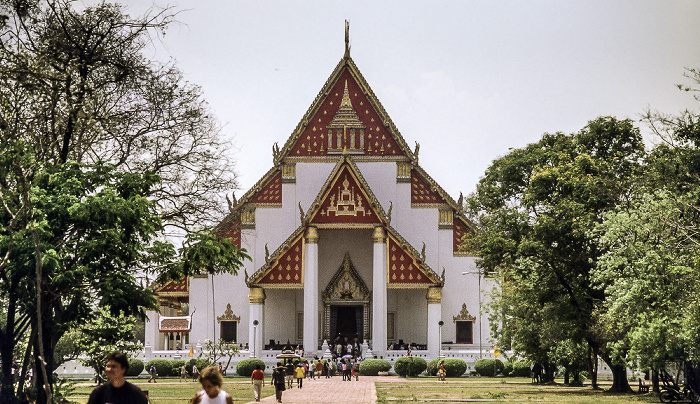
387, 233, 442, 288
411, 169, 447, 207
249, 171, 282, 206
217, 217, 241, 248
322, 253, 370, 302
253, 235, 304, 287
308, 158, 385, 228
453, 218, 474, 257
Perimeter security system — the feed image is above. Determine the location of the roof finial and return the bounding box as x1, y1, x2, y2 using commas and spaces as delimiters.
344, 20, 350, 58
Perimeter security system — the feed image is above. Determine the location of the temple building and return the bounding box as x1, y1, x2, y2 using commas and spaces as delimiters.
145, 28, 494, 364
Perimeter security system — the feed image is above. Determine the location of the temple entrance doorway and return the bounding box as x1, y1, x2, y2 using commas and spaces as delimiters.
330, 305, 363, 342
322, 253, 371, 344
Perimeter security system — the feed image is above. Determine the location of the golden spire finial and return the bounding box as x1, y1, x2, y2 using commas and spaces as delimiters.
339, 80, 353, 110
344, 20, 350, 58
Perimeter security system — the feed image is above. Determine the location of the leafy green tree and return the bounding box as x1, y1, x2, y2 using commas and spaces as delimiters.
199, 339, 240, 375
73, 307, 143, 385
467, 117, 645, 392
0, 2, 248, 402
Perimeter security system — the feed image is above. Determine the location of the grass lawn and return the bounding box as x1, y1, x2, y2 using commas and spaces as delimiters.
71, 377, 275, 403
375, 377, 660, 403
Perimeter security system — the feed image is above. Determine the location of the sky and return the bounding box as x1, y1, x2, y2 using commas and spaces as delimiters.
109, 1, 700, 198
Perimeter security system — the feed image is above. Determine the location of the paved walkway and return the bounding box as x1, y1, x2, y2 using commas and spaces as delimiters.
244, 376, 388, 404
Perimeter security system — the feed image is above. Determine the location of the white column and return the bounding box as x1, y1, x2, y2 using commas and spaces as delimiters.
372, 226, 387, 358
248, 287, 265, 358
303, 226, 319, 357
426, 286, 443, 359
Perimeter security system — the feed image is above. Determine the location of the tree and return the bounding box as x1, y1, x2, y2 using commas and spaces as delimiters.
0, 2, 248, 403
199, 339, 240, 374
467, 117, 645, 392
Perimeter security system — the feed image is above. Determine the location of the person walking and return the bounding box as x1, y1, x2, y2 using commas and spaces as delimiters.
180, 364, 189, 382
295, 363, 305, 388
250, 364, 265, 402
315, 360, 323, 379
192, 363, 199, 382
189, 366, 233, 404
271, 362, 286, 403
148, 363, 157, 383
285, 361, 294, 389
87, 351, 147, 404
325, 360, 332, 378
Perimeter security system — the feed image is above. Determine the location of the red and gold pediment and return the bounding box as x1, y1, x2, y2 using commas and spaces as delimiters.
387, 233, 442, 288
154, 278, 189, 295
411, 169, 447, 207
249, 171, 282, 206
309, 161, 384, 227
453, 217, 475, 256
251, 235, 303, 287
217, 217, 241, 248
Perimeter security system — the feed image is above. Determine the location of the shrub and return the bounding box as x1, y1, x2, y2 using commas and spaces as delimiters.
146, 359, 175, 377
512, 360, 531, 377
358, 359, 391, 376
171, 359, 186, 377
494, 359, 505, 375
427, 358, 468, 377
126, 359, 144, 377
503, 361, 513, 377
236, 358, 266, 377
474, 358, 501, 377
186, 358, 211, 375
393, 356, 427, 377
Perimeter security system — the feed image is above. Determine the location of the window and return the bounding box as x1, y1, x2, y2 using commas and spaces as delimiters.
220, 321, 237, 343
455, 321, 473, 344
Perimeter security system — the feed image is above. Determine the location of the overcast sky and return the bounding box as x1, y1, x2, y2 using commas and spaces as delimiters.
111, 0, 700, 198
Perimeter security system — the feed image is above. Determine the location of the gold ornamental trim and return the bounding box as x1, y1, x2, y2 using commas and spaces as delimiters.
217, 303, 241, 323
248, 287, 266, 304
305, 226, 319, 243
373, 226, 386, 243
453, 303, 476, 322
426, 286, 443, 304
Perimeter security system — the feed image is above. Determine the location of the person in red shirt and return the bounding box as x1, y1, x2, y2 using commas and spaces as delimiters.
251, 364, 265, 402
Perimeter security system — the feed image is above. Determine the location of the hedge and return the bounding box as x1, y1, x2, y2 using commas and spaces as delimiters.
427, 358, 467, 377
474, 358, 502, 377
503, 361, 513, 377
236, 358, 266, 377
126, 359, 144, 377
171, 359, 186, 377
146, 359, 176, 377
186, 358, 211, 375
358, 359, 391, 376
511, 360, 531, 377
393, 356, 427, 377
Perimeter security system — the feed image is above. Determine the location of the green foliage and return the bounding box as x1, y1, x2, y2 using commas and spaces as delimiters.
466, 117, 645, 390
236, 359, 266, 377
146, 359, 175, 377
75, 307, 143, 380
358, 359, 391, 376
427, 358, 467, 377
502, 361, 513, 377
126, 359, 144, 377
198, 339, 240, 374
186, 358, 210, 374
393, 357, 427, 377
511, 360, 532, 377
474, 359, 502, 377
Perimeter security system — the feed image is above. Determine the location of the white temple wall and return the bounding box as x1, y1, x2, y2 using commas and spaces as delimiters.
264, 289, 302, 346
295, 162, 336, 215
317, 229, 374, 290
387, 289, 427, 346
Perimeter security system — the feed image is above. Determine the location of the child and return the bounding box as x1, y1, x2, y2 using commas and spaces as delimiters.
189, 366, 233, 404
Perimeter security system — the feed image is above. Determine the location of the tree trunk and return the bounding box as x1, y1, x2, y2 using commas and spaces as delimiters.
609, 364, 632, 393
652, 369, 660, 393
588, 346, 599, 389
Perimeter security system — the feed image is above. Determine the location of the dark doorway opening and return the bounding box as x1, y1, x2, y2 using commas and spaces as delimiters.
330, 305, 363, 343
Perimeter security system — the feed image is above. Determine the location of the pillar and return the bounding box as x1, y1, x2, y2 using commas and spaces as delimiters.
372, 226, 387, 358
303, 226, 319, 357
427, 286, 443, 359
248, 287, 265, 358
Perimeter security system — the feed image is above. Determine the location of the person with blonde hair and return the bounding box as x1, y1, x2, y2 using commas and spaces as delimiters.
190, 366, 233, 404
